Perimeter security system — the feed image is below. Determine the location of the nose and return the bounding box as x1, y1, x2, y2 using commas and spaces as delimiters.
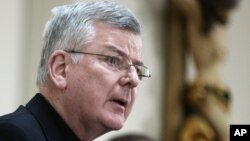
119, 66, 139, 88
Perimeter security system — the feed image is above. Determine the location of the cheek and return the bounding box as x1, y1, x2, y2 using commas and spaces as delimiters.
66, 70, 109, 119
125, 89, 137, 118
67, 62, 117, 105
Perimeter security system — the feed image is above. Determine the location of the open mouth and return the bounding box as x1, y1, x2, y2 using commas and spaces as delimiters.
111, 99, 128, 107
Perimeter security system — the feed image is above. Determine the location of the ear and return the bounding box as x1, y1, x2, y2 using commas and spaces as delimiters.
48, 50, 69, 89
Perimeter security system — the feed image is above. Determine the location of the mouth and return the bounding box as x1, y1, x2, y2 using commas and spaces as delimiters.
111, 99, 128, 108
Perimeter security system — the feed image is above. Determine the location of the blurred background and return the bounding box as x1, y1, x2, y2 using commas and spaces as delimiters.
0, 0, 249, 141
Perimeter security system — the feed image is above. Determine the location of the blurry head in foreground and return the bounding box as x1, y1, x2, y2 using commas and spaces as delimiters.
109, 133, 155, 141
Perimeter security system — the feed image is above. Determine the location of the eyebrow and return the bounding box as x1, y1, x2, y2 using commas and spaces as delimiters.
102, 45, 144, 66
102, 46, 127, 57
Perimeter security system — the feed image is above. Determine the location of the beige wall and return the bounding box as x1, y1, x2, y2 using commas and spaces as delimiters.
0, 0, 23, 115
224, 0, 250, 124
0, 0, 249, 141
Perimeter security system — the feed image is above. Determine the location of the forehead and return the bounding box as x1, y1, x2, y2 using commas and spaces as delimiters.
87, 22, 143, 61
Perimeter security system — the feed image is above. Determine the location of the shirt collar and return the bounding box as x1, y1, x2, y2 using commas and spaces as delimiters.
26, 93, 80, 141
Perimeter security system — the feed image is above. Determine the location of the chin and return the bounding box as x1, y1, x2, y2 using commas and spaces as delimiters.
103, 115, 125, 130
112, 122, 124, 130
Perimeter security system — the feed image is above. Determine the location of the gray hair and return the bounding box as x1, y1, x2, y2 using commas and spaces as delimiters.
36, 0, 141, 85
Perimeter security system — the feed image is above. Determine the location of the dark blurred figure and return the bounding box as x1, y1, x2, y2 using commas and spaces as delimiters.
109, 133, 156, 141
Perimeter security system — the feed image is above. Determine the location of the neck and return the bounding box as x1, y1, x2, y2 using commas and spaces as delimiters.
38, 83, 109, 141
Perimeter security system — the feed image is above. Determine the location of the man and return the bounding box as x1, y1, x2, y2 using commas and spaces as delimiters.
0, 1, 151, 141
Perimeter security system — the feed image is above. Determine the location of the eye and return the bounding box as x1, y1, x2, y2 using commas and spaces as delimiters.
106, 56, 121, 67
135, 66, 141, 75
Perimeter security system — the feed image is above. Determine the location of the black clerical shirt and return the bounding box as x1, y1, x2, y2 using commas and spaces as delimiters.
0, 93, 80, 141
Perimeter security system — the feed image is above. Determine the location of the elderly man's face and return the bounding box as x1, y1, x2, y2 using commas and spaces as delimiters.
65, 22, 142, 131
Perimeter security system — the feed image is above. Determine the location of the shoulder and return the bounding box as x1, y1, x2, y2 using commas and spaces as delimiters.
0, 106, 46, 141
0, 121, 30, 141
0, 106, 35, 129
